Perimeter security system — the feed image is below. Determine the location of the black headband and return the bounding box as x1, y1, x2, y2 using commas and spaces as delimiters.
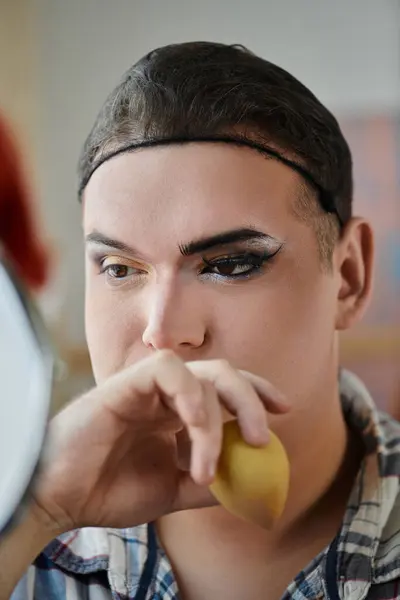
79, 134, 343, 227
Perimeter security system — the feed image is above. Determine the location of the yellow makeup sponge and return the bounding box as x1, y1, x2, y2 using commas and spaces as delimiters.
209, 420, 290, 528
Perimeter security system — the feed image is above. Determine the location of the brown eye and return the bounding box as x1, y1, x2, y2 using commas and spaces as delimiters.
106, 264, 130, 279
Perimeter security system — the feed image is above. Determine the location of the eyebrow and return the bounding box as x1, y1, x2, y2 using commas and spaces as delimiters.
178, 228, 276, 256
85, 228, 276, 258
86, 231, 139, 255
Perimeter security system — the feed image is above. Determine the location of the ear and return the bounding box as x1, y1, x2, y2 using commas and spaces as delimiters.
334, 218, 374, 331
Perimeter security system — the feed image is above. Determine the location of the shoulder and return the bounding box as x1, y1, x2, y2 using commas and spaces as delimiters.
370, 412, 400, 587
375, 410, 400, 476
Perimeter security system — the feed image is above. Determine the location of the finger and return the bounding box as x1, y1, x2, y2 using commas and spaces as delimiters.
103, 350, 204, 425
174, 471, 218, 513
238, 370, 290, 414
185, 380, 223, 485
104, 352, 222, 484
186, 360, 270, 446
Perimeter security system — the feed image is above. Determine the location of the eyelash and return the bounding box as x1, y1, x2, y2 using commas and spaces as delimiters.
200, 251, 279, 280
96, 249, 281, 284
97, 261, 140, 283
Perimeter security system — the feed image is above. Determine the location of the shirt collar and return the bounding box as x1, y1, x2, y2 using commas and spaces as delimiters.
335, 371, 400, 599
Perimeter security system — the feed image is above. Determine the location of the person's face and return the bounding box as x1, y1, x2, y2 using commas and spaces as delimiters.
83, 143, 371, 418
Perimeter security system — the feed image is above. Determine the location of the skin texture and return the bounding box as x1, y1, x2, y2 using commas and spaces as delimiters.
83, 142, 374, 599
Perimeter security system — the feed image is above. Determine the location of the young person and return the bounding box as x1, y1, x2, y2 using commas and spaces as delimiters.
4, 42, 400, 600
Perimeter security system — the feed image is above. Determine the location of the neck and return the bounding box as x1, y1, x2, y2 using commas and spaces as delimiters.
274, 373, 354, 534
157, 375, 363, 600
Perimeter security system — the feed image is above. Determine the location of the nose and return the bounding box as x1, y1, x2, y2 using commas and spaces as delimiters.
141, 276, 206, 352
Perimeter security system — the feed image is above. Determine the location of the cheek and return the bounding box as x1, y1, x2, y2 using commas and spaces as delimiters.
84, 274, 144, 382
214, 272, 337, 400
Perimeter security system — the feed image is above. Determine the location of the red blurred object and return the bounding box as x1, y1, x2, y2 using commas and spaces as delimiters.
0, 114, 49, 290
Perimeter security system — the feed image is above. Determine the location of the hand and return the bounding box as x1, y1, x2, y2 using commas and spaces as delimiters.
32, 351, 289, 535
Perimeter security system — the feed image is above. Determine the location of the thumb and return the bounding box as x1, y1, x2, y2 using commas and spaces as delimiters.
173, 472, 219, 513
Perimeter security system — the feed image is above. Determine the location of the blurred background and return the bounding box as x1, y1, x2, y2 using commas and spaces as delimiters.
0, 0, 399, 412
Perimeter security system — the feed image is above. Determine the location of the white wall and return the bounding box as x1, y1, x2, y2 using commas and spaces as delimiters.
30, 0, 400, 344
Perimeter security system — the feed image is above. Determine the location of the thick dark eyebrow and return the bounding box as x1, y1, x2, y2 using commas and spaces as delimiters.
85, 228, 277, 258
178, 228, 276, 256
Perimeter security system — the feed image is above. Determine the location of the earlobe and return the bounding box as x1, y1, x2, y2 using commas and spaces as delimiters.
335, 218, 374, 331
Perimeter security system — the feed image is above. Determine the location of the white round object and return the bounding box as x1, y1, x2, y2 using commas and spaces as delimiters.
0, 259, 53, 534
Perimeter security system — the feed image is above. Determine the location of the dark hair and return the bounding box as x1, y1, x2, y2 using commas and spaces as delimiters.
79, 42, 353, 258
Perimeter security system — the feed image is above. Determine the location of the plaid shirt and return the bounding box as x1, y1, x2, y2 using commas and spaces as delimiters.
11, 370, 400, 600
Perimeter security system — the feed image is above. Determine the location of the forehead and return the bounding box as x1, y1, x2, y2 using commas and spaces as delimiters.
83, 143, 300, 240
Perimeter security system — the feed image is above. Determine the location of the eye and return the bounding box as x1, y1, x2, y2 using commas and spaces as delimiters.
103, 264, 135, 279
200, 252, 275, 280
97, 258, 145, 286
